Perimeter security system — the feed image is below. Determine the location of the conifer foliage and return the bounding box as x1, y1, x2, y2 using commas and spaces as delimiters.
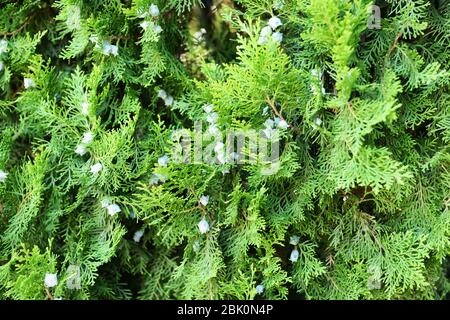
0, 0, 449, 300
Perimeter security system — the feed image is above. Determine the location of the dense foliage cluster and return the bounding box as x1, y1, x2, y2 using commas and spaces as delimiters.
0, 0, 449, 300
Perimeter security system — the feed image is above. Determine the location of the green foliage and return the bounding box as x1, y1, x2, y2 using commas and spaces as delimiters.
0, 243, 57, 300
0, 0, 448, 300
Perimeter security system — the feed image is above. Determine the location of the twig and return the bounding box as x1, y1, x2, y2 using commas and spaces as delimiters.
346, 101, 357, 118
44, 287, 54, 300
265, 96, 284, 120
265, 96, 301, 134
1, 14, 35, 37
385, 32, 402, 60
189, 187, 210, 219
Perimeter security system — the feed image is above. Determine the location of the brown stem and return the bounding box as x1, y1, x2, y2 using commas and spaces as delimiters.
189, 187, 211, 219
1, 14, 35, 37
44, 287, 54, 300
346, 101, 356, 118
386, 32, 402, 60
265, 96, 301, 134
265, 96, 284, 120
